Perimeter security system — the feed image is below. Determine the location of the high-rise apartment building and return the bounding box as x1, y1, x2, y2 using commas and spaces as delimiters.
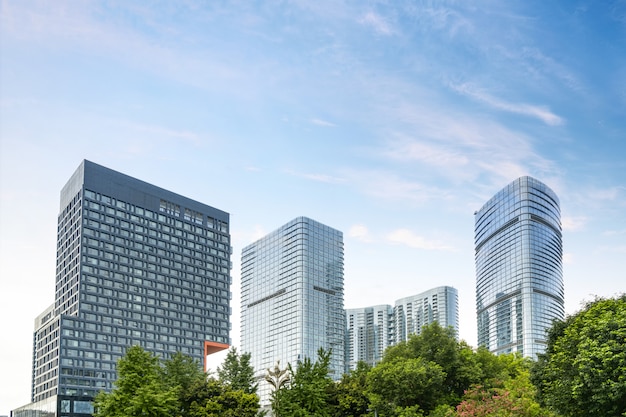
345, 286, 458, 371
475, 176, 564, 357
13, 160, 232, 417
394, 286, 459, 343
345, 305, 393, 371
241, 217, 345, 408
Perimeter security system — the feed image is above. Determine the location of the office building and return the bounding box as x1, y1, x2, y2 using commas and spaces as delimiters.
13, 160, 232, 417
394, 286, 459, 343
345, 305, 393, 371
241, 217, 345, 408
345, 286, 458, 371
475, 176, 564, 357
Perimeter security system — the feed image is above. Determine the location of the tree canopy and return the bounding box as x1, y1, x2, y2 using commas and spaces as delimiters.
532, 295, 626, 417
94, 346, 260, 417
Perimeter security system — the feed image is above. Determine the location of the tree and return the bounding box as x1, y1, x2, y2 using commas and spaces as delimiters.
378, 322, 483, 412
455, 369, 553, 417
217, 347, 257, 394
187, 378, 259, 417
93, 346, 178, 417
161, 352, 207, 417
367, 356, 445, 416
271, 348, 335, 417
532, 295, 626, 417
334, 361, 371, 417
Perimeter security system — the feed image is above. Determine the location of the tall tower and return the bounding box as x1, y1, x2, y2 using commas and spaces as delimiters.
13, 160, 232, 417
241, 217, 345, 408
475, 176, 564, 357
345, 305, 393, 372
393, 286, 459, 344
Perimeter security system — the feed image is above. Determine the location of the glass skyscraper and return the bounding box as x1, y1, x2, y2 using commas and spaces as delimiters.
345, 305, 394, 371
240, 217, 345, 409
475, 176, 564, 357
13, 160, 232, 417
394, 286, 459, 343
345, 286, 459, 372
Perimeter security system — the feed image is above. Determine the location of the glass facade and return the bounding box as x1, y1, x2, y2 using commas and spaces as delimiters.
241, 217, 345, 408
475, 176, 564, 358
394, 286, 459, 343
345, 286, 458, 372
15, 160, 232, 417
345, 305, 393, 372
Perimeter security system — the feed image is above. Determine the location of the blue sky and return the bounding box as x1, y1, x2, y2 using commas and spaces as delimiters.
1, 0, 625, 412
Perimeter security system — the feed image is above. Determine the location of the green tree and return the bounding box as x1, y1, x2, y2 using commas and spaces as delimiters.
217, 347, 257, 394
367, 356, 445, 416
94, 346, 178, 417
271, 348, 335, 417
334, 361, 371, 417
187, 378, 259, 417
379, 322, 483, 412
161, 352, 207, 417
532, 295, 626, 417
455, 369, 554, 417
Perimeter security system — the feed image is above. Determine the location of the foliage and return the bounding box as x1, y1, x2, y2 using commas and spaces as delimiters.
531, 295, 626, 417
271, 348, 335, 417
161, 351, 207, 417
367, 356, 445, 415
334, 361, 371, 417
186, 378, 259, 417
455, 369, 552, 417
387, 323, 484, 406
94, 345, 260, 417
217, 347, 257, 394
93, 345, 178, 417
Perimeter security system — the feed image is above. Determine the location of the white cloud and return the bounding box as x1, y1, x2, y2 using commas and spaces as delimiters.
348, 224, 372, 242
563, 252, 574, 265
311, 118, 336, 127
299, 172, 346, 184
359, 11, 394, 35
561, 216, 587, 231
385, 228, 453, 251
451, 83, 564, 126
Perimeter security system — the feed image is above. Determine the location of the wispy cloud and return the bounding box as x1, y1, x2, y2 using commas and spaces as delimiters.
348, 224, 372, 242
311, 118, 336, 127
126, 122, 204, 145
386, 229, 453, 251
603, 228, 626, 236
288, 170, 346, 184
562, 216, 587, 231
451, 83, 564, 126
359, 11, 394, 35
348, 169, 452, 205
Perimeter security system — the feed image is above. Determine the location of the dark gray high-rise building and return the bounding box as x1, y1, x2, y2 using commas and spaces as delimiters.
13, 160, 232, 417
475, 176, 564, 358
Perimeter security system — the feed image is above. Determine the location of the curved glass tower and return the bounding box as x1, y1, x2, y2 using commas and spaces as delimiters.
475, 176, 564, 357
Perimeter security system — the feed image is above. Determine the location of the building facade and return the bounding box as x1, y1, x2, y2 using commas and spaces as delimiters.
394, 286, 459, 344
345, 286, 458, 372
241, 217, 345, 408
13, 160, 232, 417
345, 305, 393, 371
475, 176, 564, 357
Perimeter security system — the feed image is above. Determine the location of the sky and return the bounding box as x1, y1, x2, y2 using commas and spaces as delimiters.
1, 0, 625, 413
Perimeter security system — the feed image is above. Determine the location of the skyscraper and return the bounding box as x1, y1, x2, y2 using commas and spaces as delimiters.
394, 286, 459, 343
475, 176, 564, 357
345, 286, 459, 372
13, 160, 232, 417
241, 217, 345, 408
345, 305, 393, 371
